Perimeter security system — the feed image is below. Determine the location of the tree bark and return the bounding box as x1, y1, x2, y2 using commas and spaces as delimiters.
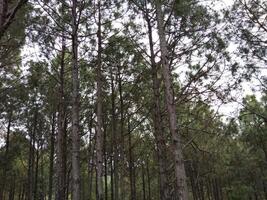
27, 107, 38, 200
104, 126, 108, 200
155, 1, 189, 199
0, 110, 12, 200
96, 1, 104, 200
48, 113, 55, 200
56, 27, 67, 200
87, 116, 94, 200
118, 65, 125, 200
111, 67, 119, 200
189, 163, 197, 200
8, 176, 15, 200
144, 7, 170, 200
263, 180, 267, 200
87, 122, 95, 200
71, 0, 81, 199
34, 140, 40, 200
142, 164, 146, 200
128, 118, 136, 200
66, 167, 72, 200
146, 160, 151, 200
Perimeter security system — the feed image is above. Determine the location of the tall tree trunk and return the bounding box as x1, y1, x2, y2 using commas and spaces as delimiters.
155, 1, 188, 199
199, 179, 205, 200
262, 142, 267, 164
8, 176, 15, 200
27, 107, 38, 200
34, 140, 40, 200
110, 159, 114, 200
104, 127, 108, 200
0, 110, 12, 200
20, 184, 25, 200
40, 141, 45, 200
146, 160, 151, 200
128, 118, 136, 200
87, 121, 95, 200
142, 164, 146, 200
206, 180, 211, 200
87, 115, 95, 199
111, 68, 119, 200
262, 180, 267, 200
118, 65, 125, 200
18, 184, 23, 200
66, 167, 72, 200
48, 113, 56, 200
56, 28, 67, 200
189, 163, 197, 200
212, 178, 219, 200
96, 1, 104, 200
71, 0, 81, 199
144, 8, 170, 200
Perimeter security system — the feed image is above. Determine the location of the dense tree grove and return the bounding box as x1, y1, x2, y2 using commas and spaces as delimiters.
0, 0, 266, 200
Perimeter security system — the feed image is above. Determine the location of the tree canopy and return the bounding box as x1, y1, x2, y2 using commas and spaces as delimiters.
0, 0, 267, 200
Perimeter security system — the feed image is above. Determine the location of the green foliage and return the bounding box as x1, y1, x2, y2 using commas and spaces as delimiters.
0, 0, 266, 199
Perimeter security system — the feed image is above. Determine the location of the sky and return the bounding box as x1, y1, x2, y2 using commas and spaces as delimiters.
216, 0, 265, 119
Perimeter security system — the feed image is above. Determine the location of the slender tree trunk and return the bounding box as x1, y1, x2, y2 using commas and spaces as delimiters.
104, 127, 108, 200
110, 160, 114, 200
118, 66, 125, 200
20, 184, 25, 200
254, 192, 259, 200
146, 160, 151, 200
27, 107, 38, 200
144, 8, 170, 200
56, 28, 67, 200
96, 1, 104, 199
71, 0, 81, 199
66, 167, 71, 200
5, 110, 11, 157
88, 123, 95, 200
34, 140, 40, 200
87, 117, 94, 200
212, 178, 219, 200
142, 164, 146, 200
253, 182, 259, 200
8, 176, 15, 200
189, 163, 197, 200
206, 180, 210, 200
209, 179, 214, 200
0, 110, 12, 200
263, 147, 267, 164
40, 141, 45, 200
155, 1, 188, 199
199, 179, 205, 200
88, 152, 94, 200
18, 184, 22, 200
128, 118, 136, 200
111, 68, 119, 200
263, 180, 267, 200
48, 113, 56, 200
63, 120, 68, 200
